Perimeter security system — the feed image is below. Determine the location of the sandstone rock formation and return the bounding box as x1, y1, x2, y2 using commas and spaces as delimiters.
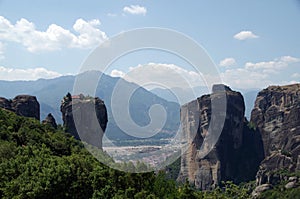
178, 84, 264, 190
60, 93, 108, 148
251, 84, 300, 185
42, 113, 57, 129
0, 95, 40, 120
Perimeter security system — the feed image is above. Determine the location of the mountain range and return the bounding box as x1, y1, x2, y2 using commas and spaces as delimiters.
150, 86, 259, 119
0, 71, 180, 140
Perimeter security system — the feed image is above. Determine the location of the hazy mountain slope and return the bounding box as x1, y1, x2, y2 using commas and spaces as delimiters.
0, 71, 180, 140
150, 86, 209, 105
0, 79, 51, 98
32, 75, 75, 109
40, 102, 62, 124
151, 86, 259, 120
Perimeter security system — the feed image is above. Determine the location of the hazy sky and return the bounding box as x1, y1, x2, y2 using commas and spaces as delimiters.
0, 0, 299, 89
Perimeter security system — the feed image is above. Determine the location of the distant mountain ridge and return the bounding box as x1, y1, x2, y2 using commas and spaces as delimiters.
0, 71, 180, 140
150, 86, 259, 119
0, 75, 75, 122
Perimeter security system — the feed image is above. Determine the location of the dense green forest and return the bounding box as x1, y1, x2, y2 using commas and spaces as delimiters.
0, 108, 299, 198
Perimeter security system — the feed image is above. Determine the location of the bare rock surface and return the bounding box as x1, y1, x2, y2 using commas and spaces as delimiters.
42, 113, 57, 129
251, 84, 300, 186
251, 184, 272, 198
0, 95, 40, 120
60, 94, 108, 148
178, 84, 264, 190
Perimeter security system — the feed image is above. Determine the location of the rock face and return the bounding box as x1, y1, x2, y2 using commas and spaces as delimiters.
251, 84, 300, 185
0, 97, 13, 110
42, 113, 57, 129
178, 84, 264, 190
251, 184, 272, 198
60, 93, 108, 148
0, 95, 40, 120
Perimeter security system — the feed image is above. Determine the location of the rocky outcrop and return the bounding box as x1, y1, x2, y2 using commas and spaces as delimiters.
251, 84, 300, 186
251, 184, 272, 198
178, 84, 264, 190
0, 97, 12, 110
0, 95, 40, 120
60, 93, 108, 148
42, 113, 57, 129
285, 176, 299, 189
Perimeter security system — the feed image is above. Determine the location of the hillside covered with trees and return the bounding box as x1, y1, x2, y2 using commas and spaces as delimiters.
0, 108, 299, 198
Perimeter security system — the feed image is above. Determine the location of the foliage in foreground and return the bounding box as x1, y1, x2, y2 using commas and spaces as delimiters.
0, 108, 298, 198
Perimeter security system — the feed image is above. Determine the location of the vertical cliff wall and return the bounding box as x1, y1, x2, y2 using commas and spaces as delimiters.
251, 84, 300, 185
178, 84, 264, 190
60, 94, 108, 149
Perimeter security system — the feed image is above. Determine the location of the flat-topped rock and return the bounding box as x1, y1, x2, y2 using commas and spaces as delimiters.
60, 93, 108, 149
0, 95, 40, 120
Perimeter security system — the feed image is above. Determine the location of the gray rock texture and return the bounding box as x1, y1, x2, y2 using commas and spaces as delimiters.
60, 94, 108, 148
0, 95, 40, 120
42, 113, 57, 129
178, 84, 264, 190
251, 84, 300, 185
251, 184, 272, 198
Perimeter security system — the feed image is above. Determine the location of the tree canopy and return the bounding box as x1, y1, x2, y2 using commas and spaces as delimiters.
0, 108, 299, 198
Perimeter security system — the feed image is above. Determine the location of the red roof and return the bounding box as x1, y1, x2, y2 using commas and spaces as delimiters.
72, 95, 80, 99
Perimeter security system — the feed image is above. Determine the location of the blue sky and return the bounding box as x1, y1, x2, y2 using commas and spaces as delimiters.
0, 0, 299, 89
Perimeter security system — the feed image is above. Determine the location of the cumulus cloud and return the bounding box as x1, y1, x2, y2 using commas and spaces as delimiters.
110, 63, 205, 89
0, 66, 62, 80
0, 16, 108, 52
219, 58, 236, 67
221, 68, 272, 89
109, 56, 299, 90
245, 56, 300, 71
234, 31, 259, 40
123, 5, 147, 15
221, 55, 300, 89
110, 69, 125, 78
280, 55, 300, 63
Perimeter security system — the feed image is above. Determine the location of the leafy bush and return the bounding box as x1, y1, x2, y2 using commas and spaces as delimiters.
247, 121, 257, 131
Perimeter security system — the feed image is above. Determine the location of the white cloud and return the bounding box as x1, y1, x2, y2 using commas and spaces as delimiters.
280, 80, 300, 86
219, 58, 236, 67
0, 66, 62, 80
0, 42, 5, 60
110, 69, 125, 78
71, 18, 107, 49
280, 55, 300, 63
245, 61, 283, 70
221, 68, 272, 89
108, 56, 299, 90
0, 16, 108, 52
233, 31, 259, 40
221, 55, 300, 89
110, 63, 205, 89
245, 56, 300, 71
292, 73, 300, 78
123, 5, 147, 15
